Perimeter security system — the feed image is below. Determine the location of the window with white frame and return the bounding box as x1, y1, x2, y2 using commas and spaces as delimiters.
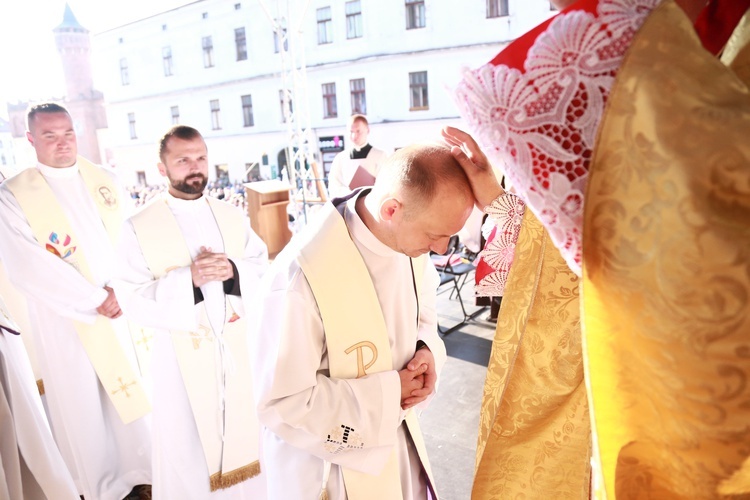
322, 83, 337, 118
162, 46, 173, 76
170, 105, 179, 125
202, 36, 214, 68
128, 112, 137, 139
346, 1, 363, 39
409, 71, 428, 110
273, 25, 288, 53
487, 0, 509, 17
350, 78, 366, 115
279, 89, 293, 122
317, 7, 332, 44
210, 99, 221, 129
235, 27, 247, 61
405, 0, 425, 29
241, 95, 254, 127
120, 58, 129, 85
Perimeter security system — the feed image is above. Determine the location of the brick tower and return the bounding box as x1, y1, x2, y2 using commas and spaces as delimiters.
53, 3, 107, 163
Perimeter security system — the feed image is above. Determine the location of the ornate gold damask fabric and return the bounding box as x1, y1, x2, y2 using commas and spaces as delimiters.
582, 1, 750, 498
473, 210, 591, 500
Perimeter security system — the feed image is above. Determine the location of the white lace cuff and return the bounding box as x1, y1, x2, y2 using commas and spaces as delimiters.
474, 193, 525, 297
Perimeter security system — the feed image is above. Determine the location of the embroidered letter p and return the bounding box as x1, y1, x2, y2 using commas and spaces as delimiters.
344, 341, 378, 378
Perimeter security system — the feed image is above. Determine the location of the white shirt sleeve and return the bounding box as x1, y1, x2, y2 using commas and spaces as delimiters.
233, 218, 269, 317
0, 186, 107, 323
327, 152, 349, 199
251, 259, 403, 475
367, 147, 389, 178
114, 215, 268, 331
112, 218, 198, 331
414, 256, 447, 409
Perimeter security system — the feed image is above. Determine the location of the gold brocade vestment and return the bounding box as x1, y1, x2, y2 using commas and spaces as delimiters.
472, 210, 591, 500
583, 1, 750, 498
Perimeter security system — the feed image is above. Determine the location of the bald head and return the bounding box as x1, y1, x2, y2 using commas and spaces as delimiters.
359, 143, 474, 257
374, 143, 473, 214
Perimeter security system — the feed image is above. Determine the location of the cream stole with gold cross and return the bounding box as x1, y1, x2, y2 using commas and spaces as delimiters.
297, 201, 438, 500
129, 197, 260, 491
5, 158, 151, 424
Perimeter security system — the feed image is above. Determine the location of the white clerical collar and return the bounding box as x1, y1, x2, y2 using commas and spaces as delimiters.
344, 192, 398, 258
164, 191, 208, 211
37, 161, 79, 178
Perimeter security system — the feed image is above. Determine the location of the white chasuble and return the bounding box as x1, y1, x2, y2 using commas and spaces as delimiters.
252, 191, 446, 500
0, 160, 152, 500
0, 260, 41, 390
297, 202, 437, 500
0, 297, 78, 500
118, 193, 268, 499
328, 147, 388, 198
3, 161, 150, 422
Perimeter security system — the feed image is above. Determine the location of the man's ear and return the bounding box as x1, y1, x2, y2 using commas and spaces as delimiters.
25, 131, 34, 147
379, 197, 402, 222
157, 162, 168, 177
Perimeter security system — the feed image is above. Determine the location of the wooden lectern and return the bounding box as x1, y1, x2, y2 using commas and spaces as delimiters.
245, 180, 293, 258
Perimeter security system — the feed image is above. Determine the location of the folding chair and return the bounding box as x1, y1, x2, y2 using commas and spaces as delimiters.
431, 236, 485, 335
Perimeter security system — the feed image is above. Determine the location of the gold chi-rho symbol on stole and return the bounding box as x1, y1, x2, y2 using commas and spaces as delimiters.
344, 341, 378, 378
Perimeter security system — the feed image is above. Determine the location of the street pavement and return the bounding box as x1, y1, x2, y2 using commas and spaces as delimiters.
421, 277, 496, 500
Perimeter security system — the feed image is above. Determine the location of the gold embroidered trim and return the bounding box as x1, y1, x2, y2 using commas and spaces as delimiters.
36, 379, 44, 396
209, 461, 260, 491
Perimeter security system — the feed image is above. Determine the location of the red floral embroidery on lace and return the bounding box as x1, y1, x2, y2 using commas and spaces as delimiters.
455, 0, 658, 275
475, 193, 525, 297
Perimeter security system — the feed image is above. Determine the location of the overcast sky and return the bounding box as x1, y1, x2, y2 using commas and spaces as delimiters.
0, 0, 190, 119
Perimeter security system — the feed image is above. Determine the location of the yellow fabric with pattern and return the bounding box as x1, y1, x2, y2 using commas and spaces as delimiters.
582, 2, 750, 498
472, 209, 591, 500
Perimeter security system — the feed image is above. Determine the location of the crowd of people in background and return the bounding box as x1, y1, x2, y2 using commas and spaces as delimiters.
127, 179, 249, 209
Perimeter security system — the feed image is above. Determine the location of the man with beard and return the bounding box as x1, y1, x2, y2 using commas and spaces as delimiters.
0, 103, 152, 500
114, 125, 269, 499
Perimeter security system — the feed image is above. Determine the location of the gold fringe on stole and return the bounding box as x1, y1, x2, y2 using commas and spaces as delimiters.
318, 489, 329, 500
209, 461, 261, 491
36, 379, 44, 396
